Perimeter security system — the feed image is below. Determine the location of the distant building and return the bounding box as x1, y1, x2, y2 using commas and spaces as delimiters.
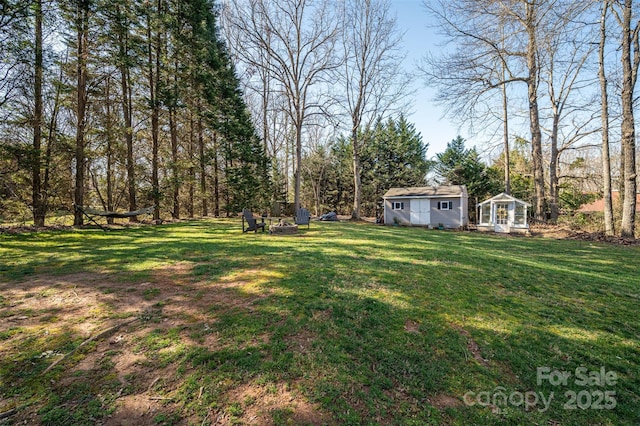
577, 191, 640, 213
382, 185, 468, 228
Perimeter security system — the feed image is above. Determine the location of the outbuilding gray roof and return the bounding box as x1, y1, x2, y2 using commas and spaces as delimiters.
383, 185, 468, 198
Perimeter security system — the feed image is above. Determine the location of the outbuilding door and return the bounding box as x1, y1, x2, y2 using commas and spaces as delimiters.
494, 202, 510, 233
410, 199, 430, 225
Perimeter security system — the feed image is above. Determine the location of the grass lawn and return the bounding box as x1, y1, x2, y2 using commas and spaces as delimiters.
0, 219, 638, 425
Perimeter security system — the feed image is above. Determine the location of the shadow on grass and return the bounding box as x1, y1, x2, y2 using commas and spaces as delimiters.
0, 219, 638, 425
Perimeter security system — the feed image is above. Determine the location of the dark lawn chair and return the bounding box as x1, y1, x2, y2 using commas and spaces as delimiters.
242, 209, 266, 233
295, 207, 311, 229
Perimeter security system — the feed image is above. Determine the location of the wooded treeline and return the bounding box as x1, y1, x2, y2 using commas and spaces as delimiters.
0, 0, 268, 226
422, 0, 639, 237
1, 0, 418, 225
225, 0, 638, 235
300, 115, 430, 218
2, 0, 638, 237
221, 0, 413, 220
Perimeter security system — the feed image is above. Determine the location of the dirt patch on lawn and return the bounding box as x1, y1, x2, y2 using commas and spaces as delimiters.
451, 325, 489, 368
404, 319, 421, 334
0, 265, 330, 424
285, 329, 316, 354
428, 393, 464, 409
224, 381, 330, 425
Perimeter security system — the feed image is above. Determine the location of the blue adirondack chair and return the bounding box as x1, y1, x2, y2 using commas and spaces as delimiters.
295, 208, 311, 229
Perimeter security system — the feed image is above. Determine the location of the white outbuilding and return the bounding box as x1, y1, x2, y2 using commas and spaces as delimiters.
476, 193, 530, 234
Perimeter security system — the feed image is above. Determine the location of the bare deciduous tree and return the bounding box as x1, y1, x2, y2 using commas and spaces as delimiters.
599, 0, 615, 236
501, 62, 511, 195
341, 0, 409, 219
540, 5, 598, 222
422, 0, 542, 213
511, 0, 545, 221
611, 0, 638, 238
423, 0, 600, 222
223, 0, 340, 211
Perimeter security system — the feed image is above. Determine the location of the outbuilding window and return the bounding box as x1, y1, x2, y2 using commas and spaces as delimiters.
438, 201, 453, 210
515, 204, 525, 225
481, 204, 491, 224
392, 202, 404, 210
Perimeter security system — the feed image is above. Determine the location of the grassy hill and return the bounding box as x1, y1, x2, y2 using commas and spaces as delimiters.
0, 220, 638, 425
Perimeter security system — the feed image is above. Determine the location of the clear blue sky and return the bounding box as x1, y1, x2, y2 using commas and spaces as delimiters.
392, 1, 462, 158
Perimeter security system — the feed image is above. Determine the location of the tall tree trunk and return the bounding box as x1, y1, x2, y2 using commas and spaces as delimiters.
146, 1, 161, 222
294, 110, 303, 212
284, 127, 290, 204
169, 106, 179, 219
213, 131, 220, 217
262, 75, 269, 160
620, 0, 638, 238
32, 0, 44, 226
169, 58, 179, 219
105, 77, 115, 225
502, 70, 510, 195
350, 81, 364, 220
618, 149, 625, 212
188, 111, 195, 218
43, 61, 63, 219
526, 3, 546, 221
117, 6, 137, 222
352, 128, 362, 219
600, 1, 614, 236
73, 1, 89, 226
198, 113, 208, 216
224, 160, 231, 216
549, 110, 560, 222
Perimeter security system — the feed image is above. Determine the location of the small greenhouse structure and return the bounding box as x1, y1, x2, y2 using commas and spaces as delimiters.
477, 193, 530, 234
